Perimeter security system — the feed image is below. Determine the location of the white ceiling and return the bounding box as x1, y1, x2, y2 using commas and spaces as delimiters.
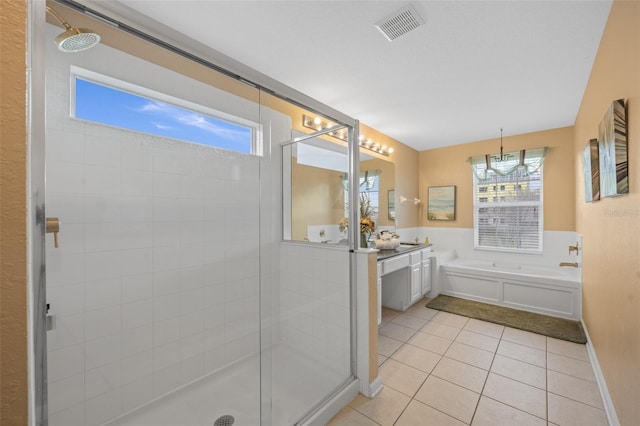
107, 1, 612, 151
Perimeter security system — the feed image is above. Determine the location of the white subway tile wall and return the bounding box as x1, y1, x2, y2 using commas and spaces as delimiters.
275, 243, 352, 424
45, 25, 263, 425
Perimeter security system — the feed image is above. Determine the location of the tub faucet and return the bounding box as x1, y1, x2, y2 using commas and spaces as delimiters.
559, 262, 579, 268
568, 242, 579, 255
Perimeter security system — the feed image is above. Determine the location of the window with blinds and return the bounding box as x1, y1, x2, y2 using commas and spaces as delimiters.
473, 165, 543, 253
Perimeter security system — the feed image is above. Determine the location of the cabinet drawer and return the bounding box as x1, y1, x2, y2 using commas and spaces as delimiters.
421, 249, 431, 261
410, 252, 421, 265
377, 262, 383, 277
383, 254, 410, 274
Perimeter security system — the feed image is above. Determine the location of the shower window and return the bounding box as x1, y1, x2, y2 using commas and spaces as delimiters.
71, 67, 260, 154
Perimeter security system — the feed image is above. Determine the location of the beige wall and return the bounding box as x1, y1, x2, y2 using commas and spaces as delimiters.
574, 1, 640, 424
361, 124, 420, 229
0, 1, 28, 425
291, 160, 345, 241
418, 126, 576, 231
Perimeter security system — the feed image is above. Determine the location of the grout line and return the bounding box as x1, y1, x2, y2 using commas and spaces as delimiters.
390, 398, 411, 426
382, 346, 438, 375
546, 349, 590, 362
480, 394, 548, 422
500, 337, 546, 351
547, 390, 607, 411
468, 333, 498, 425
348, 403, 385, 426
388, 303, 436, 426
546, 335, 549, 424
411, 395, 476, 425
488, 370, 547, 391
494, 342, 547, 369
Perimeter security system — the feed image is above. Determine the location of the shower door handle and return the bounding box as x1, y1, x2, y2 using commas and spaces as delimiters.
46, 217, 60, 248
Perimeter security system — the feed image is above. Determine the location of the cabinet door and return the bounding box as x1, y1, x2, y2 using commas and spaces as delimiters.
421, 260, 432, 295
410, 263, 421, 303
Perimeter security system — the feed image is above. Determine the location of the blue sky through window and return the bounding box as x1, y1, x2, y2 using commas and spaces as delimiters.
74, 78, 253, 153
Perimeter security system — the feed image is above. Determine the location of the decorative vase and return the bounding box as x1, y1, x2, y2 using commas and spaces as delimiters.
360, 233, 367, 249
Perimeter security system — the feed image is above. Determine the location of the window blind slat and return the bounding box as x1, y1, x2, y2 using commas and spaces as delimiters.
473, 166, 543, 253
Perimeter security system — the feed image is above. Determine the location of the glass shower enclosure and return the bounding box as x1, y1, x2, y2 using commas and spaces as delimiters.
33, 3, 357, 425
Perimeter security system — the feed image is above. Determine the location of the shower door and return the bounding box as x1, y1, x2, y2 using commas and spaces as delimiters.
272, 109, 358, 425
42, 20, 263, 426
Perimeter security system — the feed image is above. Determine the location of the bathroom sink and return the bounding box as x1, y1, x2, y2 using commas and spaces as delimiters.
399, 242, 422, 246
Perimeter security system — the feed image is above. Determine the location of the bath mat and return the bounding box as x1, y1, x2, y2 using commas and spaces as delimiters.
426, 295, 587, 344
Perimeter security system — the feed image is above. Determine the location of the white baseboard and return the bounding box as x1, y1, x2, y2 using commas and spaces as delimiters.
581, 319, 620, 426
369, 375, 383, 398
359, 373, 383, 398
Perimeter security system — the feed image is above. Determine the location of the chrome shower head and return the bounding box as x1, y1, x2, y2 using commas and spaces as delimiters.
47, 6, 101, 53
54, 27, 101, 53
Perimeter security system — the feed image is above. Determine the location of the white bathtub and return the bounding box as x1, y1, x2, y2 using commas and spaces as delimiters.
440, 258, 581, 320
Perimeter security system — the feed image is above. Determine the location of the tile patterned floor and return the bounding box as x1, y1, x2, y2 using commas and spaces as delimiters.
328, 298, 608, 426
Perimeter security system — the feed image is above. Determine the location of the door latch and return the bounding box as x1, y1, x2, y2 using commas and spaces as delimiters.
46, 303, 55, 331
46, 217, 60, 248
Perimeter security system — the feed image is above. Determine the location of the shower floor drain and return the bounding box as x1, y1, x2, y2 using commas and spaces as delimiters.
214, 415, 235, 426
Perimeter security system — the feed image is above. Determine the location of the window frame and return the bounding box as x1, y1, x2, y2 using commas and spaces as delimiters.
472, 166, 544, 254
69, 66, 262, 155
344, 172, 380, 226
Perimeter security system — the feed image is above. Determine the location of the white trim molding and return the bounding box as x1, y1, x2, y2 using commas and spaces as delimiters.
581, 319, 620, 426
367, 375, 383, 398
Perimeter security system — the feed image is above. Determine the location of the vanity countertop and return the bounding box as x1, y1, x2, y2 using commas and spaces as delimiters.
376, 244, 432, 261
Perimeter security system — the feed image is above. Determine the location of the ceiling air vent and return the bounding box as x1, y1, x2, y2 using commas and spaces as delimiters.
375, 4, 424, 42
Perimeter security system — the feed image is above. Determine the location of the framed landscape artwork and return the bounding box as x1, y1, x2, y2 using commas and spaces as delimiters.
583, 139, 600, 202
427, 186, 456, 221
598, 99, 628, 198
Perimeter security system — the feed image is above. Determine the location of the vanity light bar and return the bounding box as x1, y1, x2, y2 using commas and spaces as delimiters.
302, 114, 393, 156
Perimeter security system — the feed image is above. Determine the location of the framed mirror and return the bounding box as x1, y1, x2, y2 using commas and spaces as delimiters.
283, 130, 396, 243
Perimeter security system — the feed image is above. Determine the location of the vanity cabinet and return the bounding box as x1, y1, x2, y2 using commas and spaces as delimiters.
421, 250, 432, 295
410, 252, 422, 304
379, 247, 433, 312
380, 253, 411, 311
